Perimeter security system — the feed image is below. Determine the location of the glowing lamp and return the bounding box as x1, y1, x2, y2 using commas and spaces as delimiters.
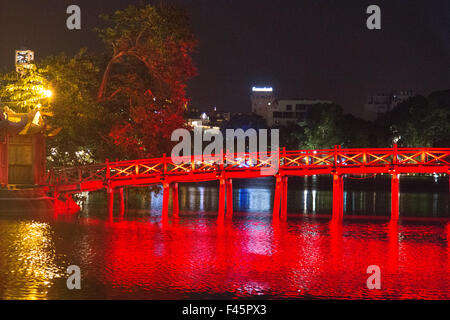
252, 87, 273, 92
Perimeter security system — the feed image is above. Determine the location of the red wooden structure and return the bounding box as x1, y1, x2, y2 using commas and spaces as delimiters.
0, 108, 47, 187
47, 145, 450, 220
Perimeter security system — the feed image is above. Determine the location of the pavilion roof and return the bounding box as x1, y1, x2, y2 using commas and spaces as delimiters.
0, 106, 59, 136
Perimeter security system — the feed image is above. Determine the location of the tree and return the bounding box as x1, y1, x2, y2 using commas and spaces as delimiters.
278, 123, 305, 150
41, 49, 110, 166
425, 90, 450, 147
0, 65, 52, 113
0, 4, 199, 167
301, 104, 345, 149
377, 91, 450, 147
341, 114, 373, 148
96, 4, 197, 158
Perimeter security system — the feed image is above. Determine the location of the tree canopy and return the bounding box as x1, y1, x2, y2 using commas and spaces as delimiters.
0, 4, 197, 166
96, 4, 197, 159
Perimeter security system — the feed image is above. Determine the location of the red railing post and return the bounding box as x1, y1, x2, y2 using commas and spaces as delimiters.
106, 159, 110, 179
393, 143, 398, 165
334, 145, 338, 166
163, 153, 167, 173
277, 147, 281, 169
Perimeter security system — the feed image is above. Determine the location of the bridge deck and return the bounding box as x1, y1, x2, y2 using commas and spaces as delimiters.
47, 146, 450, 220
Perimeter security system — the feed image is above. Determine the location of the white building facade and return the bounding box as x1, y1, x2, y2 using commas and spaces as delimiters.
251, 87, 275, 120
268, 99, 332, 126
250, 87, 331, 126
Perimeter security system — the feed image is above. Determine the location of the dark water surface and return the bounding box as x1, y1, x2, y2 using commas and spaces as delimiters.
0, 176, 449, 299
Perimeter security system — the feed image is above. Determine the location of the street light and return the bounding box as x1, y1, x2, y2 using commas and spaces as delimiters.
44, 90, 53, 98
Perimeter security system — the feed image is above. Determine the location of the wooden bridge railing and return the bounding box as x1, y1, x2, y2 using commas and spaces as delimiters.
46, 146, 450, 222
47, 146, 450, 187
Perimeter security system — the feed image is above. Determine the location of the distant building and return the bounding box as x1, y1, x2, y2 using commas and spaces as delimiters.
269, 99, 332, 127
186, 106, 210, 128
250, 87, 275, 120
250, 87, 332, 126
209, 107, 230, 127
364, 90, 413, 120
185, 106, 230, 131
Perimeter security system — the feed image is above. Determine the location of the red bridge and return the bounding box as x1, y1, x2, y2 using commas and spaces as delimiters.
47, 145, 450, 221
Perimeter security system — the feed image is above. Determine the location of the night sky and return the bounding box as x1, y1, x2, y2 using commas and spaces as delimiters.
0, 0, 449, 116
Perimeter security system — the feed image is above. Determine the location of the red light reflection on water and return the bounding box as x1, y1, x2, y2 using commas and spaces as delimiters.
76, 215, 450, 299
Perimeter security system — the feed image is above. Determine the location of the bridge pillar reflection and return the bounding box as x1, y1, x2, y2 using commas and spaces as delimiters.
107, 187, 114, 218
218, 178, 226, 220
118, 188, 125, 217
332, 174, 344, 220
391, 174, 400, 221
226, 178, 233, 219
171, 182, 179, 216
273, 175, 288, 220
162, 182, 170, 219
273, 175, 282, 220
280, 176, 288, 220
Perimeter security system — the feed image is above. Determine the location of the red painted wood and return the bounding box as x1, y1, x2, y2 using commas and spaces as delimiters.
332, 174, 344, 220
218, 178, 226, 220
162, 182, 170, 220
280, 176, 288, 220
226, 178, 233, 219
273, 175, 282, 220
118, 188, 125, 217
172, 183, 179, 216
391, 174, 399, 221
45, 147, 450, 220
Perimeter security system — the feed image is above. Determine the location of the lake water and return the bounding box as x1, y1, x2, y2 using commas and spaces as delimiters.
0, 175, 449, 299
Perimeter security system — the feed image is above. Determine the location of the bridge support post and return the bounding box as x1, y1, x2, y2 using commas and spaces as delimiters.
273, 175, 282, 220
280, 176, 288, 220
118, 188, 125, 216
332, 174, 344, 220
172, 182, 179, 216
218, 178, 226, 220
162, 182, 170, 219
226, 178, 233, 219
391, 174, 399, 221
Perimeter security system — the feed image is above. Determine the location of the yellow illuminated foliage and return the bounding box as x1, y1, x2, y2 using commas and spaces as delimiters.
0, 65, 53, 113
